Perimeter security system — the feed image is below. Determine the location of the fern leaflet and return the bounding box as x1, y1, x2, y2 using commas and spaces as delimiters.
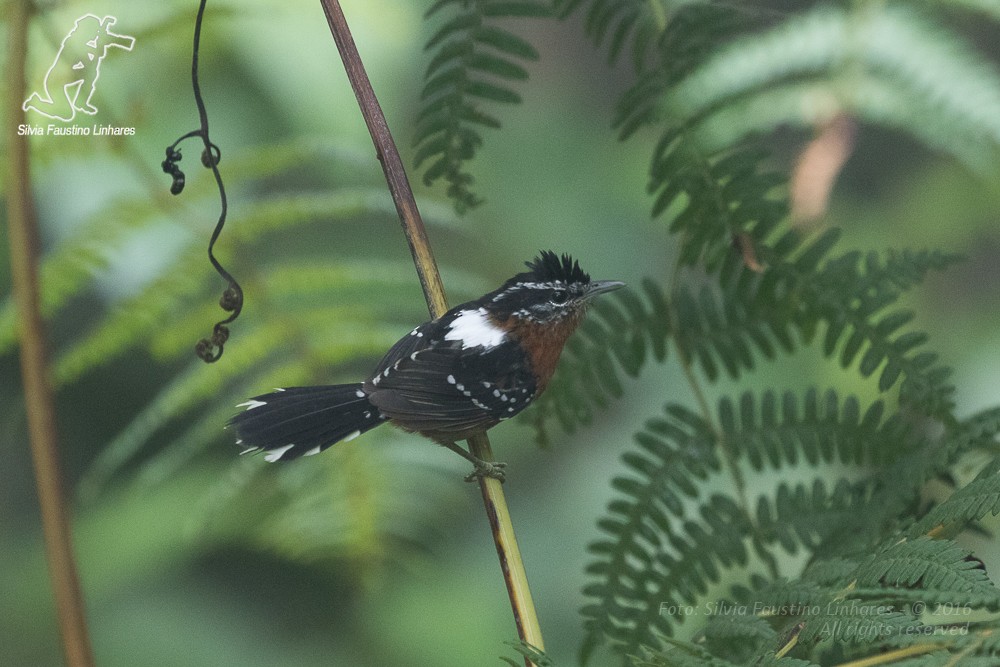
416, 0, 550, 212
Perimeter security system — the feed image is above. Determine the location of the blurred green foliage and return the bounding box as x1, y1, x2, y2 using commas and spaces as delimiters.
3, 1, 1000, 666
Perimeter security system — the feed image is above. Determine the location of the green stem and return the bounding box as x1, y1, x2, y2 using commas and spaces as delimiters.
5, 3, 95, 666
316, 2, 544, 663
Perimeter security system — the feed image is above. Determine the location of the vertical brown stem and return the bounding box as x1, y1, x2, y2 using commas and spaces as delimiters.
5, 3, 96, 667
316, 1, 544, 663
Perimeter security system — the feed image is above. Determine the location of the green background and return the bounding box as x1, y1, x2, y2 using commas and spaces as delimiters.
3, 1, 1000, 665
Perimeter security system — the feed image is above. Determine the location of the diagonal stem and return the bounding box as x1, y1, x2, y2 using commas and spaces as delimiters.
316, 1, 544, 663
5, 3, 95, 666
317, 0, 447, 318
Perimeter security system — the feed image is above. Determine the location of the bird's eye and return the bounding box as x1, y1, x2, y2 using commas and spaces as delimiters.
549, 290, 568, 305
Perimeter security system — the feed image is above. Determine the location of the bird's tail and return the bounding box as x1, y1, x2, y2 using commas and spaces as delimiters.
228, 384, 385, 462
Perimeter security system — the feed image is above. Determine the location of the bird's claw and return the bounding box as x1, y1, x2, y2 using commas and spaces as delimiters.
465, 460, 507, 483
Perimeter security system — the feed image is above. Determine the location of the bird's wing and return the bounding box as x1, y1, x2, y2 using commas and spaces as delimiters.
369, 318, 443, 379
366, 342, 537, 437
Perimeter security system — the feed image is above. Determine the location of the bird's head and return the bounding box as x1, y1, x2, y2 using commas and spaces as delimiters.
485, 251, 624, 326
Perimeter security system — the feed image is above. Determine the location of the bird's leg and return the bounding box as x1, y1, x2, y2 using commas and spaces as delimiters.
439, 441, 507, 483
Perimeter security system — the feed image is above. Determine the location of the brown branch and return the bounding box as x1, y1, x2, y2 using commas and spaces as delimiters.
5, 3, 95, 666
316, 1, 544, 663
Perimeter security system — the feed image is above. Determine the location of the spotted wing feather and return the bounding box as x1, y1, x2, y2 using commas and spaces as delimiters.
370, 318, 446, 378
365, 339, 537, 437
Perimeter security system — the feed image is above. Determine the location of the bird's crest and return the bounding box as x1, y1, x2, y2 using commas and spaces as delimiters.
525, 251, 590, 286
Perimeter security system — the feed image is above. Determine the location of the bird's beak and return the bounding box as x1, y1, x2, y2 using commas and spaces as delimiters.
584, 280, 626, 299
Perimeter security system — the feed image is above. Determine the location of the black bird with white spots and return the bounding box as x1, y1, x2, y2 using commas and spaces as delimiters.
229, 251, 624, 480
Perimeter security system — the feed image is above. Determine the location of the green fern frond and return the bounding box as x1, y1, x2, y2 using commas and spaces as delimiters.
728, 232, 960, 415
595, 1, 999, 295
729, 389, 929, 557
52, 187, 443, 384
718, 389, 903, 471
739, 537, 1000, 656
52, 251, 209, 386
559, 1, 1000, 664
661, 232, 951, 411
213, 136, 374, 183
554, 0, 673, 72
648, 141, 786, 270
670, 277, 788, 383
909, 456, 1000, 538
78, 361, 243, 499
858, 6, 1000, 159
581, 402, 725, 659
659, 4, 1000, 168
961, 406, 1000, 444
599, 5, 787, 269
797, 252, 958, 415
77, 322, 297, 496
53, 259, 399, 387
698, 611, 779, 662
795, 601, 917, 646
247, 449, 415, 563
227, 189, 407, 240
852, 537, 1000, 610
583, 493, 752, 661
125, 358, 320, 491
564, 1, 754, 83
582, 389, 933, 660
709, 497, 1000, 659
729, 576, 828, 613
755, 479, 871, 555
0, 195, 162, 357
593, 404, 719, 563
634, 636, 819, 667
665, 5, 849, 122
629, 640, 728, 667
0, 140, 389, 361
416, 0, 550, 212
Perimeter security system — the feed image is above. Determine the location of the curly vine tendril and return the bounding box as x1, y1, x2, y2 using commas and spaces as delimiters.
162, 0, 243, 363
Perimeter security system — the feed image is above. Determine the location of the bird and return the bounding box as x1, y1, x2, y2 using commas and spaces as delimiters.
228, 251, 624, 481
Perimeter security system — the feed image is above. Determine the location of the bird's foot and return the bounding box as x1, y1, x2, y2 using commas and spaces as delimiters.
465, 459, 507, 483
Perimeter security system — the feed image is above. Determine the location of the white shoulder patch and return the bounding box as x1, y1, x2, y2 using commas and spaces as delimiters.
443, 308, 507, 349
